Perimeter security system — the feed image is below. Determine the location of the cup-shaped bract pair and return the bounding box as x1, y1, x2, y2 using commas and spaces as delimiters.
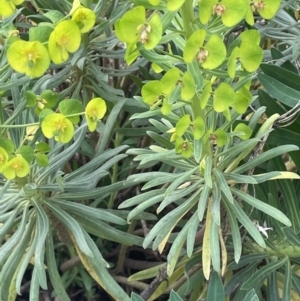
148, 0, 185, 11
199, 0, 247, 27
199, 0, 280, 27
115, 6, 162, 64
2, 155, 30, 180
213, 82, 252, 117
85, 98, 107, 132
7, 40, 50, 78
245, 0, 281, 25
227, 30, 263, 78
0, 144, 30, 179
71, 6, 96, 33
0, 0, 24, 17
42, 113, 75, 143
184, 29, 226, 69
48, 20, 81, 64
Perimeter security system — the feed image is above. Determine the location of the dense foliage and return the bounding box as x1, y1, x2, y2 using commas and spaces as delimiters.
1, 0, 300, 300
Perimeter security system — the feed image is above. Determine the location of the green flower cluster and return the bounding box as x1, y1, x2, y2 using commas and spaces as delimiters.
5, 2, 96, 77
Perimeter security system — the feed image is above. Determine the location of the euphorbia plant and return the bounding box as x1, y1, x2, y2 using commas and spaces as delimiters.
0, 0, 300, 300
114, 0, 300, 299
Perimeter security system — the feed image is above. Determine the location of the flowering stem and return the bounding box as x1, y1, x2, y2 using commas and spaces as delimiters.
180, 0, 206, 159
180, 1, 203, 119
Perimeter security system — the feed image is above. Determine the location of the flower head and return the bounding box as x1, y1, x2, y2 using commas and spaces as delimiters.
48, 20, 81, 64
0, 0, 24, 17
42, 113, 74, 143
85, 98, 107, 132
72, 7, 96, 33
115, 6, 162, 50
2, 155, 30, 179
7, 40, 50, 78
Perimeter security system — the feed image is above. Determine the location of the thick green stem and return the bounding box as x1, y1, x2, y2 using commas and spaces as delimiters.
180, 0, 204, 121
180, 0, 195, 39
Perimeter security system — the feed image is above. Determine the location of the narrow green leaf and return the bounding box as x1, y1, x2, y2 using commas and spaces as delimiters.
234, 145, 299, 174
241, 256, 288, 290
74, 214, 145, 247
51, 199, 126, 225
46, 233, 70, 301
211, 182, 221, 226
186, 212, 199, 257
127, 194, 165, 222
228, 253, 267, 270
207, 271, 225, 301
224, 173, 257, 185
29, 267, 40, 301
131, 292, 145, 301
225, 262, 258, 296
223, 199, 242, 263
204, 156, 213, 188
170, 290, 184, 301
119, 189, 165, 208
80, 230, 130, 301
0, 217, 35, 301
194, 138, 202, 163
267, 271, 280, 301
164, 166, 198, 198
0, 205, 29, 266
142, 173, 180, 190
282, 259, 291, 301
242, 289, 259, 301
229, 199, 266, 248
44, 201, 93, 257
210, 221, 220, 273
144, 195, 198, 249
198, 184, 211, 221
260, 63, 300, 91
129, 264, 165, 281
257, 73, 300, 107
271, 156, 300, 230
32, 199, 49, 271
231, 188, 291, 226
95, 98, 126, 155
167, 224, 188, 275
282, 227, 300, 246
213, 168, 233, 203
15, 225, 38, 295
147, 131, 174, 149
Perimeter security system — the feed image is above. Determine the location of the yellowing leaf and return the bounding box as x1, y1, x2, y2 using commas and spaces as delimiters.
259, 172, 300, 180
